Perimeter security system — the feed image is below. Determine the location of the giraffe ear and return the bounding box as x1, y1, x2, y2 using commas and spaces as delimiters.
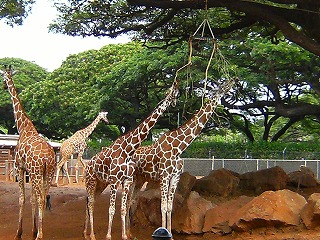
12, 70, 18, 76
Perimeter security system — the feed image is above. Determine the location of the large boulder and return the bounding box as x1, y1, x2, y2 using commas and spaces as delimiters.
172, 191, 213, 234
239, 166, 288, 194
229, 189, 307, 231
131, 188, 162, 227
176, 172, 197, 199
203, 195, 253, 235
288, 166, 319, 188
192, 168, 240, 197
301, 193, 320, 229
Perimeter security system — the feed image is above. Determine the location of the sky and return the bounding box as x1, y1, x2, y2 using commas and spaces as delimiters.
0, 1, 130, 72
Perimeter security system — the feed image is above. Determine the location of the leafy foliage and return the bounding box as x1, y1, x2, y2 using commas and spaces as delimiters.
49, 0, 320, 56
0, 0, 35, 25
0, 58, 48, 134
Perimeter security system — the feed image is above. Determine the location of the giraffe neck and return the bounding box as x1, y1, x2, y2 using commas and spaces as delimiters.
5, 74, 37, 135
113, 93, 174, 153
80, 115, 102, 138
168, 97, 221, 152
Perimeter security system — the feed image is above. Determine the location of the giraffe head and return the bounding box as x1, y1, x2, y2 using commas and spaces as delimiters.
166, 80, 180, 107
1, 65, 9, 89
1, 65, 17, 90
98, 111, 109, 124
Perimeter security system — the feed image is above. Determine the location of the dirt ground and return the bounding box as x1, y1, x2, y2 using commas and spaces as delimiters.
1, 179, 320, 240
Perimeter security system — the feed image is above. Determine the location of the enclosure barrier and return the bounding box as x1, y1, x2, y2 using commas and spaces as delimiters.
2, 157, 320, 181
182, 158, 320, 179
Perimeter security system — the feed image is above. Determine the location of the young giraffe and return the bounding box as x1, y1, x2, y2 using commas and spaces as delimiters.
131, 79, 235, 235
83, 80, 180, 240
54, 111, 109, 185
1, 65, 56, 240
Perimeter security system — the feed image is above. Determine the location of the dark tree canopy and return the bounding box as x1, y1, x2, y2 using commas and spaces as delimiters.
48, 0, 320, 57
0, 0, 35, 25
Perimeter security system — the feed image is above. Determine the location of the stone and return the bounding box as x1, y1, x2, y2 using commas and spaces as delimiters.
192, 168, 240, 197
239, 166, 288, 194
172, 191, 213, 234
203, 195, 253, 234
132, 188, 162, 227
288, 166, 319, 188
301, 193, 320, 229
176, 172, 197, 199
229, 189, 307, 231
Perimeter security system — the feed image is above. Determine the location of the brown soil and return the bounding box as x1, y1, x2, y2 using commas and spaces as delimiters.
1, 178, 320, 240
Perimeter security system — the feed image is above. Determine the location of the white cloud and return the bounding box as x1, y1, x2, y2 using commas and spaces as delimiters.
0, 1, 129, 72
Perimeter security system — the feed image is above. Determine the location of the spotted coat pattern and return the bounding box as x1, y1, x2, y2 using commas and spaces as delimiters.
132, 80, 234, 234
83, 81, 179, 240
55, 112, 109, 184
1, 66, 56, 240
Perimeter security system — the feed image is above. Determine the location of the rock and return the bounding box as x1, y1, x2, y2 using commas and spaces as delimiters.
172, 191, 213, 234
132, 188, 184, 227
176, 172, 197, 199
132, 188, 162, 227
301, 193, 320, 229
229, 189, 307, 231
288, 166, 319, 188
239, 166, 288, 194
192, 168, 240, 197
203, 195, 253, 234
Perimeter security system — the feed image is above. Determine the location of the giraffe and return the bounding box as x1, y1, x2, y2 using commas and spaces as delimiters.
131, 79, 234, 235
1, 65, 56, 240
83, 80, 180, 240
54, 111, 109, 185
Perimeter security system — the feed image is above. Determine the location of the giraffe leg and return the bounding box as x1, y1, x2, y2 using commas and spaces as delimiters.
75, 154, 83, 183
167, 174, 181, 234
106, 184, 118, 240
63, 161, 71, 184
79, 157, 87, 182
160, 179, 169, 229
83, 177, 98, 240
15, 168, 25, 240
33, 177, 46, 240
30, 189, 38, 239
54, 157, 66, 186
121, 180, 133, 240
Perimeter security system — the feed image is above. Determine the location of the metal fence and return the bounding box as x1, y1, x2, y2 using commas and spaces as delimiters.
182, 158, 320, 179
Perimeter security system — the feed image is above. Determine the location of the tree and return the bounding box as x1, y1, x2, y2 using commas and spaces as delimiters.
48, 0, 320, 57
0, 0, 35, 25
0, 57, 48, 134
21, 43, 139, 140
214, 34, 320, 142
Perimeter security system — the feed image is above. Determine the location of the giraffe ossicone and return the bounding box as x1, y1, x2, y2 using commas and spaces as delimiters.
54, 111, 109, 186
1, 65, 56, 240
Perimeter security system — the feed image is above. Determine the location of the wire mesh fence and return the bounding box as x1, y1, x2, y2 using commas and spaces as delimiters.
182, 158, 320, 179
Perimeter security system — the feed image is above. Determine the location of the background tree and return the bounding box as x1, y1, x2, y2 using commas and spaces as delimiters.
0, 57, 48, 134
21, 43, 140, 140
0, 0, 35, 25
49, 0, 320, 56
212, 34, 320, 142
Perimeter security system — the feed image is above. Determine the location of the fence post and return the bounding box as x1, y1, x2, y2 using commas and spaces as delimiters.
211, 156, 214, 171
5, 160, 9, 181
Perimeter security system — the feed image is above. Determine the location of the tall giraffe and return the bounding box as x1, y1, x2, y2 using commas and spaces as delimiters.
131, 79, 234, 235
1, 65, 56, 240
83, 80, 180, 240
54, 111, 109, 185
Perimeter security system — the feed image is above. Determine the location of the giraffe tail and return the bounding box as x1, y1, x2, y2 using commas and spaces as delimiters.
43, 161, 52, 210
